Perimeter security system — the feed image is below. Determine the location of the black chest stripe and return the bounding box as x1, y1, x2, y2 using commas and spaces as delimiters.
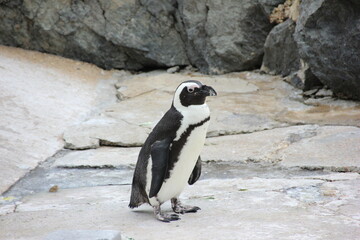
165, 116, 210, 179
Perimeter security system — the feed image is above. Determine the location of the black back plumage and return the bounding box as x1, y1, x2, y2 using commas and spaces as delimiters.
129, 106, 182, 208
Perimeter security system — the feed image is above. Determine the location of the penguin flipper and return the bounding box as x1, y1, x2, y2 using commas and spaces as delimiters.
149, 138, 172, 198
188, 156, 202, 185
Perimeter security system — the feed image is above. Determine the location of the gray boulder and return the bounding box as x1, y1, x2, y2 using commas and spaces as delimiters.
287, 59, 323, 91
0, 0, 283, 74
175, 0, 284, 74
261, 19, 300, 76
294, 0, 360, 100
0, 0, 189, 70
261, 18, 322, 91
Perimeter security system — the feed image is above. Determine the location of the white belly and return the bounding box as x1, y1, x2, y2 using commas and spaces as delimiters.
149, 121, 209, 205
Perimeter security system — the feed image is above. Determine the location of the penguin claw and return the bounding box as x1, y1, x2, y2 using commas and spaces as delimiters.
169, 213, 181, 220
156, 213, 180, 222
186, 206, 201, 213
174, 205, 201, 214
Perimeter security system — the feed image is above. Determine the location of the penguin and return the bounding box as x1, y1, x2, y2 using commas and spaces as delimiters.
129, 80, 217, 222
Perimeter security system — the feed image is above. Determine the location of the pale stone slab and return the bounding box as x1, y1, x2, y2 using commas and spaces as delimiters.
105, 91, 174, 129
294, 172, 360, 181
116, 70, 259, 99
0, 203, 15, 216
64, 118, 150, 149
202, 125, 318, 163
0, 46, 117, 194
203, 125, 360, 171
207, 111, 288, 136
44, 230, 122, 240
1, 177, 359, 240
279, 126, 360, 171
53, 147, 140, 168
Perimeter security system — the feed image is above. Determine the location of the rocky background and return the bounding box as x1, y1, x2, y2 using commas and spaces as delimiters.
1, 0, 359, 100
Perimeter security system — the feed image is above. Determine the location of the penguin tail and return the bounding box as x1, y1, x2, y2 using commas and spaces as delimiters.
128, 202, 138, 209
129, 196, 145, 209
129, 191, 140, 208
129, 185, 148, 209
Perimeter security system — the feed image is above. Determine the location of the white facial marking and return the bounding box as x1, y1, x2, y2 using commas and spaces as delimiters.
187, 85, 198, 93
173, 82, 200, 110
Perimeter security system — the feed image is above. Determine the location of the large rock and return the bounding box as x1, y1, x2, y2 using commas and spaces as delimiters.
294, 0, 360, 100
286, 59, 323, 91
176, 0, 283, 74
261, 19, 300, 76
261, 18, 323, 91
0, 0, 282, 73
0, 0, 189, 70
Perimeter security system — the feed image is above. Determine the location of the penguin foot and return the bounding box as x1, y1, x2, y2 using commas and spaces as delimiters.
173, 205, 201, 214
153, 205, 180, 222
171, 198, 201, 214
156, 212, 180, 222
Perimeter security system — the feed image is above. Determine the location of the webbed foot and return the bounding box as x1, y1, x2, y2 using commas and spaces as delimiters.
153, 205, 180, 222
171, 198, 201, 214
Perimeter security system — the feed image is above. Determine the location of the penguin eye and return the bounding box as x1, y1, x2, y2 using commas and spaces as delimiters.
187, 87, 195, 93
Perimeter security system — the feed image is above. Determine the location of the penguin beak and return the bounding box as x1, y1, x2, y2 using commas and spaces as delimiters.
201, 85, 217, 97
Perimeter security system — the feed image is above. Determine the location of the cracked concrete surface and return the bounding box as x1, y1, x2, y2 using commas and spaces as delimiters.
0, 46, 118, 194
1, 46, 360, 240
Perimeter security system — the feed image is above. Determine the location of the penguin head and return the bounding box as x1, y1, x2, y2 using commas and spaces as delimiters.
173, 80, 217, 108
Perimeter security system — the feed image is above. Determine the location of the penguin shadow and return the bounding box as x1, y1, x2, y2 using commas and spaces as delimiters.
131, 209, 165, 222
130, 205, 156, 220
